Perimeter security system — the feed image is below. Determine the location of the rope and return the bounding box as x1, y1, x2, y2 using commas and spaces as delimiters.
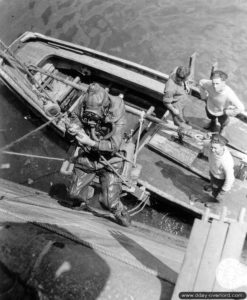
0, 113, 64, 153
0, 205, 172, 284
129, 196, 150, 217
115, 152, 135, 165
130, 200, 149, 216
134, 111, 145, 165
0, 40, 54, 103
128, 198, 147, 213
1, 151, 64, 161
100, 155, 132, 188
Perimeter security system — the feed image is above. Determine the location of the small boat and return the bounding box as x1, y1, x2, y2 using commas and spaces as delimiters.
0, 31, 247, 221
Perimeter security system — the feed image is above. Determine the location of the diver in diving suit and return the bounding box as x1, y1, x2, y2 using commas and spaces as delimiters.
66, 82, 131, 227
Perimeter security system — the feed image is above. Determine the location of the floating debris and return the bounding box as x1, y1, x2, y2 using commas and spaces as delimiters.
0, 163, 10, 169
27, 178, 34, 185
24, 158, 31, 166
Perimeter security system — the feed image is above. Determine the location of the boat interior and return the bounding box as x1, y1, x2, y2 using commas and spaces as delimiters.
29, 56, 166, 139
26, 55, 247, 220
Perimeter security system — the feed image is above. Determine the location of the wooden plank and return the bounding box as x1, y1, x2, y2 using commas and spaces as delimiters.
149, 134, 198, 166
158, 124, 203, 152
213, 222, 247, 291
148, 133, 209, 180
193, 220, 228, 291
171, 219, 210, 299
191, 155, 210, 177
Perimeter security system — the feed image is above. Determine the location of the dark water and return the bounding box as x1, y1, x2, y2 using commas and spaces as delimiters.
1, 0, 247, 236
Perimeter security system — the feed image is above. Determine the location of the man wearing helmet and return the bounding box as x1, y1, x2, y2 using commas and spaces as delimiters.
66, 82, 130, 227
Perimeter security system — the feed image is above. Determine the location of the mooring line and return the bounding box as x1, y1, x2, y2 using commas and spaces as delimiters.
1, 151, 64, 161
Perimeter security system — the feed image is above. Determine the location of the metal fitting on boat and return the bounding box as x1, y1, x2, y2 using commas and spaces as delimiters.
44, 102, 61, 117
60, 160, 74, 176
236, 160, 247, 181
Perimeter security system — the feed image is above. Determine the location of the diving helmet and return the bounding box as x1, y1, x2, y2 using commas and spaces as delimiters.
84, 83, 109, 122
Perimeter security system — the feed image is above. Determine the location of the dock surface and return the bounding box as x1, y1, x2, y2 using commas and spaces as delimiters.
172, 215, 247, 299
0, 178, 187, 299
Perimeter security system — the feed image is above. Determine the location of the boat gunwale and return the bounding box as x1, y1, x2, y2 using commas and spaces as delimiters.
17, 31, 170, 82
7, 31, 247, 123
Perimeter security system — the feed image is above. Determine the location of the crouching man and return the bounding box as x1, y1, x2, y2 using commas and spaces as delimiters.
203, 134, 235, 208
66, 82, 130, 227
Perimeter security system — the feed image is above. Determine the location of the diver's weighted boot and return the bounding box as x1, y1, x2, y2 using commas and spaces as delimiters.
114, 208, 131, 227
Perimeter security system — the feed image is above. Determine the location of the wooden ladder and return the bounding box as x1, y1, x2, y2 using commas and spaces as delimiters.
172, 207, 247, 299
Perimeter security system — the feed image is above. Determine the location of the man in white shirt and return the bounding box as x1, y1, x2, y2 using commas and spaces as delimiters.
203, 134, 235, 208
199, 70, 244, 133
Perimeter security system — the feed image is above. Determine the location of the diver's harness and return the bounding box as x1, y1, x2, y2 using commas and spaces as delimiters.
60, 110, 150, 213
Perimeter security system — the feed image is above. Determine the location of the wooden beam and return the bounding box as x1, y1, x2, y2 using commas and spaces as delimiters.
171, 219, 210, 299
213, 221, 247, 291
193, 220, 228, 291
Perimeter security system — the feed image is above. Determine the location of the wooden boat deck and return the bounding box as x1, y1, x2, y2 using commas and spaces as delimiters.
0, 178, 187, 289
137, 96, 247, 221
